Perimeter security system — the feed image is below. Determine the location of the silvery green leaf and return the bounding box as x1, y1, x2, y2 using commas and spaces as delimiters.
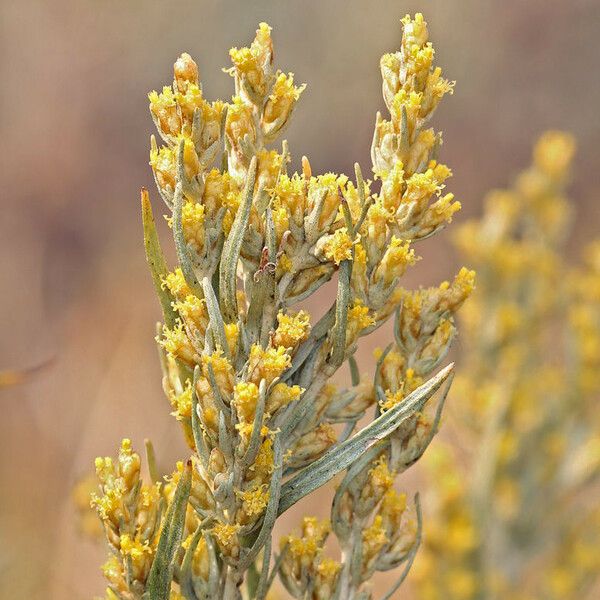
254, 534, 273, 600
179, 523, 203, 598
202, 276, 230, 358
145, 460, 192, 600
329, 260, 352, 369
277, 364, 453, 515
192, 366, 209, 467
141, 189, 178, 329
238, 435, 283, 572
219, 156, 257, 323
144, 438, 159, 484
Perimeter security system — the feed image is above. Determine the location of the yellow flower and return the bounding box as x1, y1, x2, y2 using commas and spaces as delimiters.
159, 320, 196, 364
202, 168, 237, 217
251, 436, 276, 479
101, 555, 125, 589
533, 130, 576, 178
173, 52, 199, 93
445, 568, 477, 600
284, 517, 331, 563
267, 382, 303, 414
369, 455, 395, 490
257, 149, 283, 188
182, 535, 210, 580
392, 89, 423, 134
273, 310, 311, 349
401, 12, 429, 49
201, 348, 234, 393
169, 379, 193, 420
175, 82, 204, 122
224, 322, 239, 355
172, 294, 207, 332
162, 268, 193, 299
347, 302, 375, 341
276, 172, 307, 227
271, 203, 290, 241
380, 488, 407, 531
374, 237, 418, 285
149, 144, 176, 190
316, 557, 342, 589
226, 96, 256, 145
379, 162, 405, 212
148, 86, 181, 137
228, 22, 274, 98
233, 381, 260, 423
438, 267, 476, 312
319, 227, 356, 265
248, 344, 292, 385
308, 173, 348, 230
180, 200, 205, 252
263, 72, 306, 134
211, 522, 241, 556
119, 533, 152, 563
362, 515, 389, 559
236, 484, 270, 521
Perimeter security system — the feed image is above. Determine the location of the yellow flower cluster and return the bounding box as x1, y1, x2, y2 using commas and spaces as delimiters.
412, 132, 600, 600
279, 518, 341, 600
90, 440, 162, 598
89, 14, 473, 600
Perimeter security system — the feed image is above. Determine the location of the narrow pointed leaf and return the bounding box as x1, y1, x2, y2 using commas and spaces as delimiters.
219, 156, 257, 322
202, 276, 230, 357
277, 364, 454, 515
141, 189, 177, 328
145, 460, 192, 600
329, 260, 352, 368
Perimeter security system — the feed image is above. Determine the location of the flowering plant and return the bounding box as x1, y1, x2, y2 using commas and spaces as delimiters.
90, 14, 473, 600
412, 132, 600, 600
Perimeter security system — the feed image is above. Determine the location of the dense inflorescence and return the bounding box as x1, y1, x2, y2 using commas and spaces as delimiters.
412, 132, 600, 600
89, 14, 473, 600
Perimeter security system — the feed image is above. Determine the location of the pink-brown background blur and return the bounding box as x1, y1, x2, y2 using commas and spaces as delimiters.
1, 1, 599, 598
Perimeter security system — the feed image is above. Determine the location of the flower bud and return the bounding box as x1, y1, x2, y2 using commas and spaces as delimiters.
174, 52, 199, 93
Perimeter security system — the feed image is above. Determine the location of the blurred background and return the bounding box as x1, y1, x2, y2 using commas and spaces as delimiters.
1, 0, 599, 598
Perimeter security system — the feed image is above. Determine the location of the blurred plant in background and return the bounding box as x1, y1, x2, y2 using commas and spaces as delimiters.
411, 132, 600, 599
82, 13, 475, 600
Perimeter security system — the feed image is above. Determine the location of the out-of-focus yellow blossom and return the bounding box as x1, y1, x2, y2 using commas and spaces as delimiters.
414, 132, 600, 600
